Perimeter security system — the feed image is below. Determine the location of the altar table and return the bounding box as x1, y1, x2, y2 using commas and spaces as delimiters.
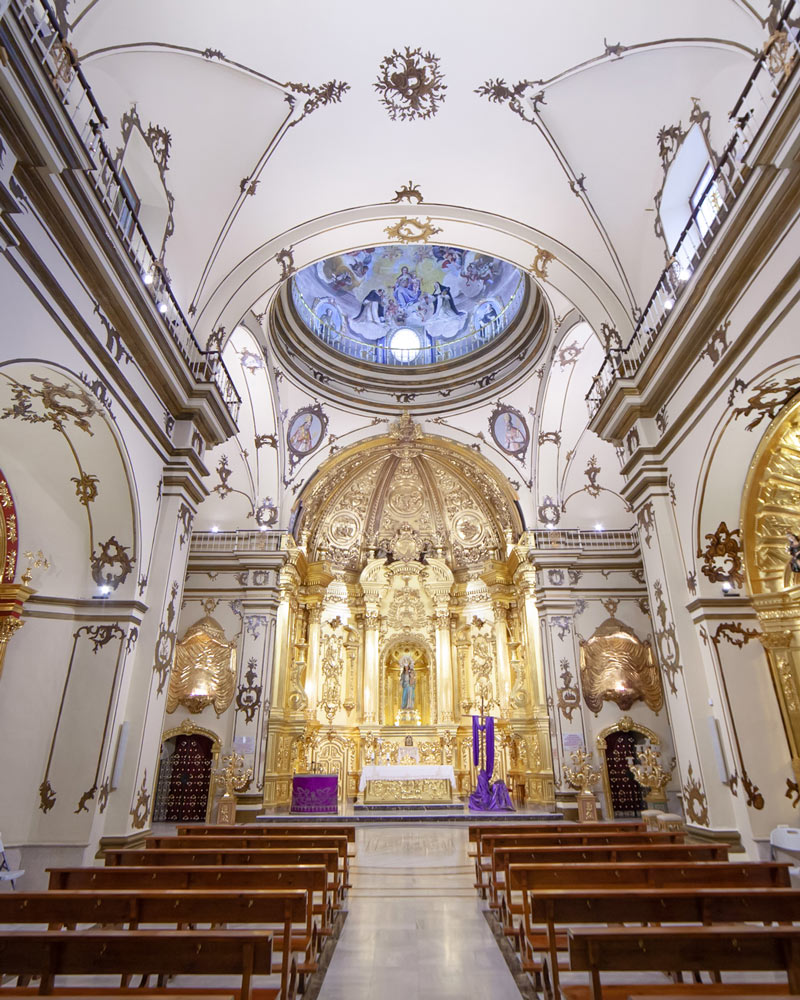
290, 773, 338, 813
359, 764, 456, 804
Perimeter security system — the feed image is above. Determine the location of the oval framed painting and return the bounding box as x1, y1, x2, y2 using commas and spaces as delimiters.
287, 404, 327, 468
489, 403, 529, 460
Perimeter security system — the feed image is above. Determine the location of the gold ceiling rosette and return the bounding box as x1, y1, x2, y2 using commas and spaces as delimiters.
579, 616, 663, 714
166, 616, 237, 716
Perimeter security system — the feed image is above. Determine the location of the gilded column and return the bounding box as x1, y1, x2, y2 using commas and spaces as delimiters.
512, 554, 548, 709
492, 604, 513, 713
305, 604, 322, 713
362, 608, 380, 724
758, 626, 800, 796
434, 606, 454, 724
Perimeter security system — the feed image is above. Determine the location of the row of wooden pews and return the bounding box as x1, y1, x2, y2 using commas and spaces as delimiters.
470, 820, 800, 999
0, 823, 356, 1000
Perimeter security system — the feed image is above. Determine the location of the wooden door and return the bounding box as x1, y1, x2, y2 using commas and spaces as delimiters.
604, 730, 645, 818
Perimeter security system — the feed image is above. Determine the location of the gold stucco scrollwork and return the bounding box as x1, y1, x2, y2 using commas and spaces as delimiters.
683, 761, 710, 827
166, 616, 237, 716
700, 521, 744, 588
384, 217, 443, 244
579, 616, 663, 714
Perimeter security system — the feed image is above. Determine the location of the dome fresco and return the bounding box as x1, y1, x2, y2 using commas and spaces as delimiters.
291, 245, 525, 367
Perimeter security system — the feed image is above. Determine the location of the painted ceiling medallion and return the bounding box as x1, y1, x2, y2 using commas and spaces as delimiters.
291, 245, 524, 369
374, 47, 446, 121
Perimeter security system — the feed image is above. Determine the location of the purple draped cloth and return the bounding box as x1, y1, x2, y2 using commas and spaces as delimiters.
468, 768, 515, 812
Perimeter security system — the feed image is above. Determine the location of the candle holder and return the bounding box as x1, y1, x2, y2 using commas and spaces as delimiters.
213, 751, 253, 825
627, 742, 674, 808
563, 747, 602, 822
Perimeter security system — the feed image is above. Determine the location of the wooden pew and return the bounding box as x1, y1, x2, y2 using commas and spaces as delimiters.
0, 890, 308, 1000
177, 825, 356, 845
490, 843, 729, 910
505, 861, 791, 894
473, 831, 685, 895
525, 887, 800, 996
0, 929, 279, 1000
502, 860, 792, 983
145, 836, 352, 888
103, 848, 345, 903
561, 925, 800, 1000
468, 821, 645, 845
47, 866, 335, 937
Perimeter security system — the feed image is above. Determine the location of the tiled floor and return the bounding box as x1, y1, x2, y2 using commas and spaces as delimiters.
317, 824, 523, 1000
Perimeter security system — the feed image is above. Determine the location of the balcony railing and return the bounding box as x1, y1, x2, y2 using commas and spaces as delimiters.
190, 529, 284, 554
530, 528, 639, 551
4, 0, 241, 423
586, 2, 800, 418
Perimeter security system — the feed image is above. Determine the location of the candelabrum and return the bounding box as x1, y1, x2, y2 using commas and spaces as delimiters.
563, 747, 602, 822
214, 751, 253, 824
627, 742, 674, 805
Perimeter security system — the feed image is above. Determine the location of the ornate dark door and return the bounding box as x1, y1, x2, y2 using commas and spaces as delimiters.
161, 734, 213, 822
604, 730, 645, 818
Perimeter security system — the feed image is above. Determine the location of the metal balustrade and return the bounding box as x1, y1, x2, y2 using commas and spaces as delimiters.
4, 0, 241, 423
530, 528, 639, 551
190, 529, 283, 554
586, 3, 800, 418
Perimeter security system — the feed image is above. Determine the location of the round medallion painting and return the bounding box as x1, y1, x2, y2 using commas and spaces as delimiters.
287, 405, 327, 468
291, 245, 525, 367
490, 404, 529, 459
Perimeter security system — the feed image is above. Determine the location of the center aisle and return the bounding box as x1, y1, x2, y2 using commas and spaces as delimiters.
317, 823, 522, 1000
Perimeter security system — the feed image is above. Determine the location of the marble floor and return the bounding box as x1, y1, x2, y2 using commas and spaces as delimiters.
316, 824, 523, 1000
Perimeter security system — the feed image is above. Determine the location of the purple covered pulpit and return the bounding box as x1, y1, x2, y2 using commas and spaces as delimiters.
290, 773, 338, 814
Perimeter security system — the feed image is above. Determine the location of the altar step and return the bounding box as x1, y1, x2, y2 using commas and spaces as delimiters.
254, 809, 564, 824
354, 802, 463, 814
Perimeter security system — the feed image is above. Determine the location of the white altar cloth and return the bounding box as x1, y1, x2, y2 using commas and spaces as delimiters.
359, 764, 456, 792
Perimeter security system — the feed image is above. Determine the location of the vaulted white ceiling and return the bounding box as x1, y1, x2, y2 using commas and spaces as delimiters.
69, 0, 772, 339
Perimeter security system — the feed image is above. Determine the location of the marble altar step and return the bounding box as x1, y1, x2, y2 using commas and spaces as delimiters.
254, 809, 564, 824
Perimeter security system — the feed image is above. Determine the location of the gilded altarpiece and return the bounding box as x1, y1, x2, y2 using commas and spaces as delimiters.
261, 416, 554, 808
742, 395, 800, 802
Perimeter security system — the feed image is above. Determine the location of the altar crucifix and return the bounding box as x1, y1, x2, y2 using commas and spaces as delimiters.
469, 694, 514, 811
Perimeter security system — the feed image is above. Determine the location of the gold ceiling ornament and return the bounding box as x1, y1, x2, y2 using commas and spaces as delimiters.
374, 47, 446, 122
529, 245, 555, 280
166, 616, 237, 716
391, 180, 423, 204
384, 216, 442, 244
579, 616, 663, 714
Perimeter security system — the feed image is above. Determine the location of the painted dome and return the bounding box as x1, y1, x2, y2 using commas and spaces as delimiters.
291, 245, 525, 367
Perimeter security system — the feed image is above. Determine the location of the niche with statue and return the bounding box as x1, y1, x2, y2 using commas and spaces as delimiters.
382, 641, 431, 726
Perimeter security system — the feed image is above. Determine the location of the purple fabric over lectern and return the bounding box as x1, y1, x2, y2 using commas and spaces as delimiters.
290, 774, 338, 813
486, 716, 494, 778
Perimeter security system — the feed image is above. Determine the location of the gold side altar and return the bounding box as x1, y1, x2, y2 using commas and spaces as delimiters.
260, 417, 555, 811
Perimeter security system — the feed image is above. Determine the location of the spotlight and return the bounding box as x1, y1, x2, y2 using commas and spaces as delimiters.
594, 523, 604, 532
157, 301, 168, 315
211, 525, 220, 534
664, 297, 675, 310
143, 270, 154, 286
678, 267, 692, 282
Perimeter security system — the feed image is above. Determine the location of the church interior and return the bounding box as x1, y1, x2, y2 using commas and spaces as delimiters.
2, 0, 800, 996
